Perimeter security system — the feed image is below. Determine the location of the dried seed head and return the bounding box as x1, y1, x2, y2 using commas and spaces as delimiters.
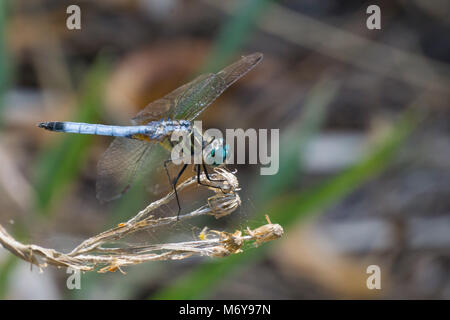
218, 230, 244, 254
209, 246, 231, 258
247, 215, 284, 246
207, 192, 241, 219
209, 167, 240, 193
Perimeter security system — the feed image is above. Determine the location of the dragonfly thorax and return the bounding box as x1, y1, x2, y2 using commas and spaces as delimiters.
142, 119, 192, 141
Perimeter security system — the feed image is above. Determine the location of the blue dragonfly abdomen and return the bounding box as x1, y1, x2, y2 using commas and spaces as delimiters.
38, 120, 192, 142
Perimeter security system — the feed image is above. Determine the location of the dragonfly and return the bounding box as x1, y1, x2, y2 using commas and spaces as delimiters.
38, 52, 263, 217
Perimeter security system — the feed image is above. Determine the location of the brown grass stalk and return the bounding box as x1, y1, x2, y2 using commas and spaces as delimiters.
0, 168, 283, 273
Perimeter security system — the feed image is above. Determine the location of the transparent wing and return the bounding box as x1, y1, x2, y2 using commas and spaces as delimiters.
96, 137, 155, 202
173, 52, 263, 121
216, 52, 263, 89
131, 73, 215, 125
131, 52, 263, 124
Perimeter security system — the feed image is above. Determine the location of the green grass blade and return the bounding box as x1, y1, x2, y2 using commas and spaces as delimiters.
203, 0, 272, 72
254, 78, 338, 203
0, 255, 17, 299
0, 0, 11, 127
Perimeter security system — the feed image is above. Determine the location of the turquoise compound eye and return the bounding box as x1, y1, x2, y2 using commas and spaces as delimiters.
203, 139, 229, 166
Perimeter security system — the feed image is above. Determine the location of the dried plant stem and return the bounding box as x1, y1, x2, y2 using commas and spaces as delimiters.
0, 168, 283, 273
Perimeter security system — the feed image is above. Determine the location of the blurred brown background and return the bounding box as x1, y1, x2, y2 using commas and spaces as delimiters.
0, 0, 449, 299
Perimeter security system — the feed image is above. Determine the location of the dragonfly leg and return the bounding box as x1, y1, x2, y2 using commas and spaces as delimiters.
202, 163, 225, 183
196, 164, 225, 192
163, 159, 173, 185
172, 164, 188, 220
164, 159, 188, 220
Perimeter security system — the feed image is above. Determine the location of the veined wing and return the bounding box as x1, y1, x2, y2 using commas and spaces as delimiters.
130, 73, 213, 124
216, 52, 263, 89
96, 137, 155, 202
131, 52, 263, 124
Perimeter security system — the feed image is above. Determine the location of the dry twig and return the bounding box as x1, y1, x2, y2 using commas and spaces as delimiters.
0, 168, 283, 273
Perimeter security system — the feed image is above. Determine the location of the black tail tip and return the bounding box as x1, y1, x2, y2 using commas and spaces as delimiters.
37, 122, 50, 130
37, 121, 63, 131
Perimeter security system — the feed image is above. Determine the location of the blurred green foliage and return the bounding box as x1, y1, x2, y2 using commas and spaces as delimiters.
0, 0, 11, 126
0, 0, 14, 299
203, 0, 272, 72
255, 78, 339, 202
0, 256, 16, 299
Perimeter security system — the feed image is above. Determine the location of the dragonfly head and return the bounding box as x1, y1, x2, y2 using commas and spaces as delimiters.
203, 138, 229, 167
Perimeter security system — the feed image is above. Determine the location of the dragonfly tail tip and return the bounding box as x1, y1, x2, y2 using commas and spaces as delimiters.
37, 121, 63, 131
